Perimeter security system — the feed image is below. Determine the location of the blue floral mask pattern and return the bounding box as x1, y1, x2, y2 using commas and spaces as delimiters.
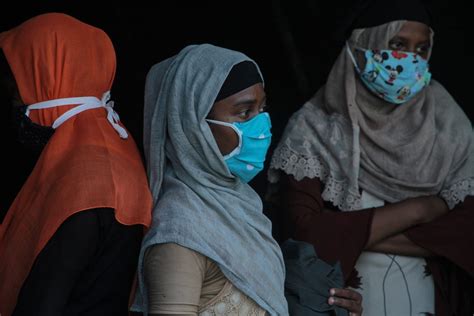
347, 45, 431, 104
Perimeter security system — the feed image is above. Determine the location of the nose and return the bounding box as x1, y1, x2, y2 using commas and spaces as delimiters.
406, 44, 418, 54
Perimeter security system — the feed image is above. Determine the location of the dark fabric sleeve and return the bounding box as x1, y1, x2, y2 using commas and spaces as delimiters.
12, 209, 103, 315
280, 174, 374, 281
405, 196, 474, 316
13, 208, 142, 316
405, 196, 474, 274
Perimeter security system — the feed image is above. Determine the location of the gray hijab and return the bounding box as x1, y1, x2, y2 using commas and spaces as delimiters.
131, 44, 288, 315
270, 21, 474, 210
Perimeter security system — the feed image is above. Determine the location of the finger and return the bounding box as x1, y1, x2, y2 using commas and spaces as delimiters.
328, 296, 362, 313
330, 288, 363, 303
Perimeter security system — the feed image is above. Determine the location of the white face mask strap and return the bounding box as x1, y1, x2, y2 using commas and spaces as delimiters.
206, 119, 242, 159
26, 91, 128, 139
51, 101, 102, 129
206, 119, 242, 137
206, 118, 231, 128
346, 42, 362, 73
26, 96, 98, 117
101, 91, 128, 139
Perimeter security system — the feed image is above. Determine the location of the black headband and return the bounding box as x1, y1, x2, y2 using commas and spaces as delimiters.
332, 0, 432, 42
351, 0, 431, 30
215, 61, 262, 103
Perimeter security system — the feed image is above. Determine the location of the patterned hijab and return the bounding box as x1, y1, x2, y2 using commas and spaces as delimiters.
270, 20, 474, 210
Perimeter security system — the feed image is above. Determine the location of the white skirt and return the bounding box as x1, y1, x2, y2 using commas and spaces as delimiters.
351, 252, 435, 316
351, 191, 435, 315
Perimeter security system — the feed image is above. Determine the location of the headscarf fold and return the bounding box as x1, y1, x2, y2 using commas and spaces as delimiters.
0, 13, 152, 316
270, 20, 474, 211
132, 44, 288, 316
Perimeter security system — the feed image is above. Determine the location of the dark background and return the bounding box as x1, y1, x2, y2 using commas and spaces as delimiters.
1, 1, 472, 219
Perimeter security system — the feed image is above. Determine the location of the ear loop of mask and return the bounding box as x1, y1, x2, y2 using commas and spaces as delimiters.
346, 42, 363, 73
206, 119, 243, 159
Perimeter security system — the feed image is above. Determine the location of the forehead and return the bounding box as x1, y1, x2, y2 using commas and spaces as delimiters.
222, 83, 265, 101
395, 21, 431, 40
210, 83, 265, 110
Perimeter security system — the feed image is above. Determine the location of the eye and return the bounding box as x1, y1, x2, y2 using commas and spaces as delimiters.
416, 44, 430, 55
389, 40, 404, 50
237, 109, 252, 119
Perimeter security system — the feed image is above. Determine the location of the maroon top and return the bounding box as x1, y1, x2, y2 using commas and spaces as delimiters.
279, 173, 474, 315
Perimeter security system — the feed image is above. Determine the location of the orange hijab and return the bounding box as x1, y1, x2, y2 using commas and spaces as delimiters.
0, 13, 152, 315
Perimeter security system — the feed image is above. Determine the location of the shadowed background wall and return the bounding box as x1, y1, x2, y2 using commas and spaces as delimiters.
1, 1, 472, 221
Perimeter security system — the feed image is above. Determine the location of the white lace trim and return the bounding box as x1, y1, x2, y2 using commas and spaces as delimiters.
270, 144, 362, 211
440, 178, 474, 209
199, 282, 267, 316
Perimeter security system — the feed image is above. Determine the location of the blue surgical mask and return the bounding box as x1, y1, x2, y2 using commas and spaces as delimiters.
346, 43, 431, 104
207, 112, 272, 183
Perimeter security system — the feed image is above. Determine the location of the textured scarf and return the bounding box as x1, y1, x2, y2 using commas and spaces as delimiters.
270, 21, 474, 210
132, 44, 288, 315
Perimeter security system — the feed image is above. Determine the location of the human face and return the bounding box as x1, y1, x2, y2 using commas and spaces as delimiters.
388, 21, 431, 58
207, 83, 266, 156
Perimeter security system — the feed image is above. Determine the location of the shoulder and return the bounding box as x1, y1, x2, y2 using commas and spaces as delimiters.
429, 79, 464, 114
428, 79, 471, 126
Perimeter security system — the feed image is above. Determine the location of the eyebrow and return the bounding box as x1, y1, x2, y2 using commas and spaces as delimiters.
390, 35, 430, 44
233, 95, 267, 107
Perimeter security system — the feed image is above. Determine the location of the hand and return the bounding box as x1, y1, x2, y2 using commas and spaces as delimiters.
328, 288, 363, 316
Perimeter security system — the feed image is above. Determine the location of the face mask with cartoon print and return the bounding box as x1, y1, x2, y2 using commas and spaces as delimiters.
346, 43, 431, 104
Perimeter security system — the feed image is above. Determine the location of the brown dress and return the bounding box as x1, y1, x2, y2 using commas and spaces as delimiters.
276, 173, 474, 315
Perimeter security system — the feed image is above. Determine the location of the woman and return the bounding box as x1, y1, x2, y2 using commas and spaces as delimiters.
130, 44, 286, 316
0, 13, 152, 316
131, 44, 362, 316
269, 1, 474, 315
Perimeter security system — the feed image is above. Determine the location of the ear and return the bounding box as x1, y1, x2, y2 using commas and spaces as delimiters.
382, 52, 389, 60
385, 65, 391, 70
396, 65, 403, 73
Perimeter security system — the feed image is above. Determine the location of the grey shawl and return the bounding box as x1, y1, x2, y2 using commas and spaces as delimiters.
132, 44, 288, 315
270, 21, 474, 210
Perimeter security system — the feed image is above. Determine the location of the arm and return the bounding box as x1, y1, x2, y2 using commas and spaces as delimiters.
365, 195, 448, 248
364, 196, 449, 256
405, 196, 474, 274
281, 174, 373, 278
406, 196, 474, 315
144, 243, 204, 316
369, 196, 474, 259
12, 209, 104, 315
281, 174, 448, 277
367, 233, 434, 257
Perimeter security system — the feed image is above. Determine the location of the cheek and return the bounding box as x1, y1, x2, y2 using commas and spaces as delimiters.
355, 51, 367, 70
209, 124, 239, 156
